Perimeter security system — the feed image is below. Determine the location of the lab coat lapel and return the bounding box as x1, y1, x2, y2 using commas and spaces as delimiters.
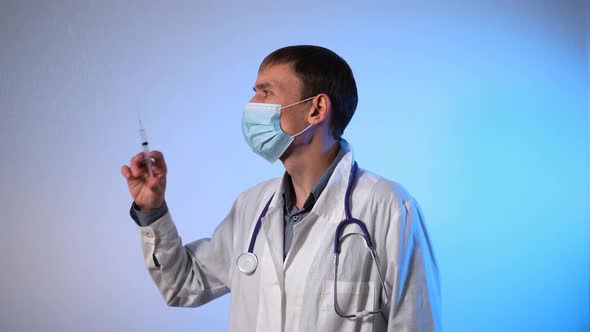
310, 142, 356, 224
261, 204, 285, 287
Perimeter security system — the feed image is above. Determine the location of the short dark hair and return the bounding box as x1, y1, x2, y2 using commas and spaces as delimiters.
260, 45, 358, 139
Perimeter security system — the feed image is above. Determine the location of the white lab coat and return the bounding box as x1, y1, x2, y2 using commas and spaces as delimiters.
136, 141, 441, 331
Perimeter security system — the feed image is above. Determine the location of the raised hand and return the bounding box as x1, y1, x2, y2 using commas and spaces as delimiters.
121, 150, 167, 211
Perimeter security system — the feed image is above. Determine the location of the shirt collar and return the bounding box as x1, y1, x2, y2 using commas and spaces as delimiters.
282, 140, 347, 211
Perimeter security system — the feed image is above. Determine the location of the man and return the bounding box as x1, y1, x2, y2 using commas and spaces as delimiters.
121, 45, 441, 331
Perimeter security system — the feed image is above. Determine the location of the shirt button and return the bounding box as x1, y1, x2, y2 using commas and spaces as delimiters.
293, 216, 299, 221
144, 232, 154, 238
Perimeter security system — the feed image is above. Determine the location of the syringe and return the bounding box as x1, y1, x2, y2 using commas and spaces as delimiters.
139, 119, 154, 178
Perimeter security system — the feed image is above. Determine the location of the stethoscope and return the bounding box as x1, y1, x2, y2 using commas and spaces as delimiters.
235, 162, 390, 319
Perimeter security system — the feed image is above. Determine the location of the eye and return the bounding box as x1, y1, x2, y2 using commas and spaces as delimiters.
263, 90, 271, 97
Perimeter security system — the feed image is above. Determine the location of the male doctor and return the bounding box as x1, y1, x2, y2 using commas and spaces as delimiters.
121, 45, 441, 331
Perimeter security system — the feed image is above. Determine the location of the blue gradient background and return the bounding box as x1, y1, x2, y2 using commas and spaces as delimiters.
1, 1, 588, 331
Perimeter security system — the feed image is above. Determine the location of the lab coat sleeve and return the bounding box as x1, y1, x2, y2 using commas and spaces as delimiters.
135, 201, 237, 307
387, 197, 442, 331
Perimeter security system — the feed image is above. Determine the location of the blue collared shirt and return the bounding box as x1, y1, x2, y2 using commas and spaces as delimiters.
281, 144, 346, 258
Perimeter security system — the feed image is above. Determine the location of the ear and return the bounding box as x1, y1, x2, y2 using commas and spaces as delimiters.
307, 93, 331, 125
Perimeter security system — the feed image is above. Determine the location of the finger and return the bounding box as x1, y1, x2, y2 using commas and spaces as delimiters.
121, 165, 132, 179
130, 152, 146, 178
149, 150, 167, 173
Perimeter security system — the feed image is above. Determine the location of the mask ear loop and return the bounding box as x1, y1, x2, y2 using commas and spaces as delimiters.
282, 95, 317, 138
280, 96, 315, 110
290, 124, 313, 138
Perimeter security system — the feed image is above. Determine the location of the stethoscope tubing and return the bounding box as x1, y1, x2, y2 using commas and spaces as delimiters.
247, 162, 361, 254
247, 193, 275, 253
239, 161, 390, 318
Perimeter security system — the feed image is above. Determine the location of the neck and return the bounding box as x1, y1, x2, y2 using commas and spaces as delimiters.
283, 135, 339, 209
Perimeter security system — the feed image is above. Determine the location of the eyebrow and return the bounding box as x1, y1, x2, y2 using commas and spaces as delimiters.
253, 82, 274, 92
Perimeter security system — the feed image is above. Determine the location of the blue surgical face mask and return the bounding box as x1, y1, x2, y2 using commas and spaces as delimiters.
242, 96, 314, 163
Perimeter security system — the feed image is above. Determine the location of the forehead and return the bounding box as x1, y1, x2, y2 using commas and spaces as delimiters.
255, 63, 302, 92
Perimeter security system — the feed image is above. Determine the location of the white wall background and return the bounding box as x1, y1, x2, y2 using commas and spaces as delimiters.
1, 0, 588, 331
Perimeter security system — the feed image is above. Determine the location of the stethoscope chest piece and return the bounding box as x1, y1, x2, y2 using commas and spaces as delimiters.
236, 252, 258, 275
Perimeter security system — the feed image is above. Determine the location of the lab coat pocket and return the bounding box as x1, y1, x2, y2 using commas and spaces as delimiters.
319, 280, 376, 331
